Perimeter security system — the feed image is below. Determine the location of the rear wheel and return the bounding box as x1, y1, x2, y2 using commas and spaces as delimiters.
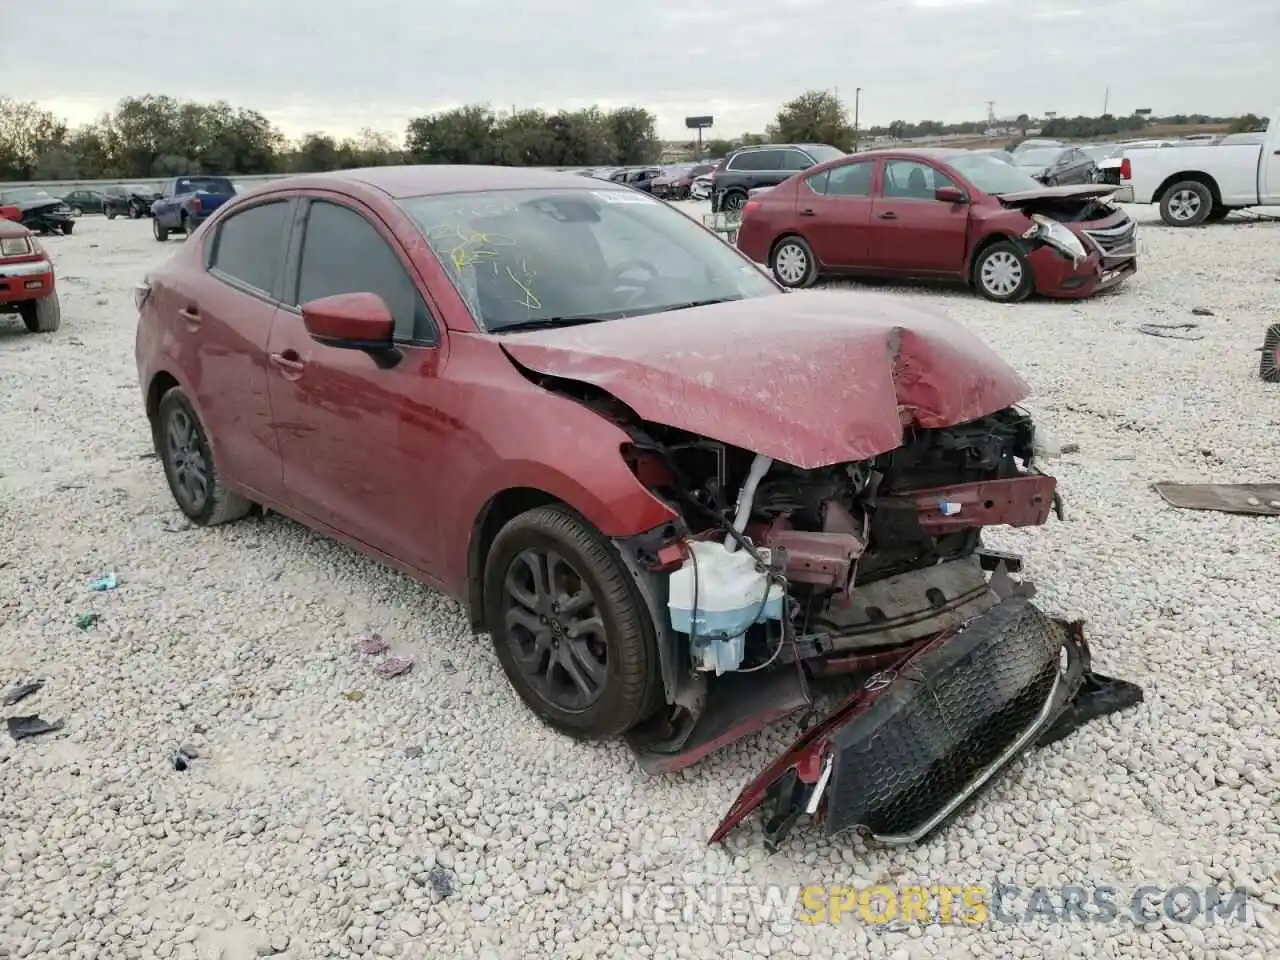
61, 222, 74, 236
70, 206, 83, 217
1160, 180, 1213, 227
770, 235, 818, 288
483, 504, 660, 739
18, 293, 61, 333
106, 207, 117, 220
721, 189, 746, 213
129, 204, 142, 220
973, 241, 1033, 303
155, 387, 252, 526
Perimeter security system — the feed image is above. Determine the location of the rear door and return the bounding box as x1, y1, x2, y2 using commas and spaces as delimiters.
177, 196, 295, 501
796, 159, 877, 267
267, 194, 447, 569
867, 159, 969, 274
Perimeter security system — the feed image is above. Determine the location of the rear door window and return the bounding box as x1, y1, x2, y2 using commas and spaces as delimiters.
826, 161, 875, 197
209, 200, 292, 298
780, 150, 814, 172
294, 199, 436, 344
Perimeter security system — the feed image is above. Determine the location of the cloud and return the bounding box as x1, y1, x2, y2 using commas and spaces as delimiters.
8, 0, 1274, 140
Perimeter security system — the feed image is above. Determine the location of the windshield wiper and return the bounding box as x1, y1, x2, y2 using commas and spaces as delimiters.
492, 316, 605, 333
651, 297, 741, 314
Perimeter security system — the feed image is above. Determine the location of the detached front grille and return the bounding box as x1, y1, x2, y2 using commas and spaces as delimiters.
823, 598, 1070, 842
1083, 220, 1137, 262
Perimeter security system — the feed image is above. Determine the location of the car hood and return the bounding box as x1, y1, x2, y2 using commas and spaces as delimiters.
498, 291, 1030, 469
998, 184, 1120, 205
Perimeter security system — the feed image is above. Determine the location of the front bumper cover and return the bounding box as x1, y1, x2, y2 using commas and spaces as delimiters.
710, 596, 1142, 850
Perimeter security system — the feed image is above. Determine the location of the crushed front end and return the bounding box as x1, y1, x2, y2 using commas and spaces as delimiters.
605, 403, 1143, 850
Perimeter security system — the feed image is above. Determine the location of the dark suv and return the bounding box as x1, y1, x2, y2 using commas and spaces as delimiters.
104, 184, 161, 219
710, 143, 846, 212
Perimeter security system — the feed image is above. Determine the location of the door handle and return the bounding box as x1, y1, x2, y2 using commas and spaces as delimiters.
877, 212, 898, 220
799, 208, 817, 217
269, 351, 305, 375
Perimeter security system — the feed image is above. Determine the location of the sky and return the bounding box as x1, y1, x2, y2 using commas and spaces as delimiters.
10, 0, 1276, 142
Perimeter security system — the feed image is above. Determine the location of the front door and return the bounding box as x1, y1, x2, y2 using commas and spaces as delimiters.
266, 195, 448, 570
798, 159, 877, 267
175, 196, 295, 501
867, 159, 970, 274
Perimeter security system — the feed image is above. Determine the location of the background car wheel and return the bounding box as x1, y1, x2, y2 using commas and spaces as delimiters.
769, 235, 818, 288
155, 387, 252, 526
973, 241, 1033, 303
106, 208, 117, 220
153, 219, 169, 242
18, 294, 61, 333
721, 190, 746, 212
1160, 180, 1214, 227
70, 206, 83, 217
129, 206, 142, 220
483, 504, 660, 740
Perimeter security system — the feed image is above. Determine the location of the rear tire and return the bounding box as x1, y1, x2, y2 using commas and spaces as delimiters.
61, 222, 74, 236
129, 205, 142, 220
18, 293, 61, 333
483, 504, 661, 740
721, 189, 746, 213
973, 241, 1034, 303
155, 387, 252, 526
1159, 180, 1214, 227
769, 235, 819, 288
106, 208, 117, 220
70, 206, 83, 217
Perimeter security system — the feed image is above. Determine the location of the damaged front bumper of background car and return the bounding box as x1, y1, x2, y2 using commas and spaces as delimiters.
607, 427, 1143, 852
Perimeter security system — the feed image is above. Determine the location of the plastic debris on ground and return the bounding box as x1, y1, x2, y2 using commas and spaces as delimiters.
89, 573, 119, 591
169, 744, 200, 771
351, 633, 389, 655
75, 613, 100, 630
1137, 322, 1204, 341
376, 657, 414, 679
342, 690, 364, 702
2, 679, 44, 707
441, 659, 457, 675
7, 715, 64, 742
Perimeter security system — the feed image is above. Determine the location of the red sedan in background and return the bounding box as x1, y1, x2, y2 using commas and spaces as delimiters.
735, 148, 1137, 302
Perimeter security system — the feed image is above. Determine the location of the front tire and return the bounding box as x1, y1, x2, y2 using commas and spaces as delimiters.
70, 206, 83, 217
61, 222, 74, 236
129, 205, 142, 220
483, 504, 660, 740
18, 293, 61, 333
106, 208, 117, 220
973, 241, 1034, 303
1160, 180, 1214, 227
770, 235, 818, 288
153, 219, 169, 242
155, 387, 252, 526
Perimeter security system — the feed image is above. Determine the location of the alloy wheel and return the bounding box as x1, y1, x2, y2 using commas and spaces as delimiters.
501, 548, 608, 712
1168, 189, 1202, 222
774, 243, 809, 285
981, 251, 1023, 298
166, 407, 210, 514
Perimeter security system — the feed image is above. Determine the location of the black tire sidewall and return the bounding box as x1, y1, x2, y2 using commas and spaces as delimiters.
156, 388, 220, 525
483, 506, 658, 739
974, 242, 1033, 303
770, 236, 817, 288
722, 190, 746, 212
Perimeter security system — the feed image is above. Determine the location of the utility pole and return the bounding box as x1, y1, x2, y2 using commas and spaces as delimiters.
1103, 87, 1110, 115
853, 87, 861, 151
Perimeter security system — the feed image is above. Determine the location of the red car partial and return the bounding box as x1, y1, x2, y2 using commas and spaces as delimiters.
134, 165, 1140, 850
735, 148, 1137, 302
0, 218, 61, 333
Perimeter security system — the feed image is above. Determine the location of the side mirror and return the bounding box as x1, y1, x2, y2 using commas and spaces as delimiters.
0, 206, 20, 222
300, 292, 401, 368
935, 186, 968, 204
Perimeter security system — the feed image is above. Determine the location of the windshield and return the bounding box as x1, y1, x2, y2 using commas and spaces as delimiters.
946, 154, 1047, 195
803, 144, 846, 163
399, 188, 778, 332
0, 188, 52, 202
1013, 148, 1061, 167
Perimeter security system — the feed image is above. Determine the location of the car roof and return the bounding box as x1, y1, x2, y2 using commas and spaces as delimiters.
260, 165, 628, 199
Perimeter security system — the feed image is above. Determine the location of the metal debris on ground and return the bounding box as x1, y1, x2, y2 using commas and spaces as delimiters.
1152, 482, 1280, 517
376, 657, 414, 679
75, 613, 100, 630
89, 573, 119, 591
1260, 324, 1280, 383
1190, 307, 1215, 316
1138, 322, 1203, 341
351, 634, 389, 655
441, 659, 457, 675
2, 679, 44, 707
7, 715, 64, 742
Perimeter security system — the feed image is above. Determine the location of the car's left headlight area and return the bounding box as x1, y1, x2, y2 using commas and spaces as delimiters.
1023, 214, 1088, 264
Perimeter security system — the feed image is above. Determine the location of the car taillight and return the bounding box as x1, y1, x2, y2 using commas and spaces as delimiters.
190, 197, 202, 212
742, 200, 762, 218
134, 280, 151, 312
1119, 157, 1131, 180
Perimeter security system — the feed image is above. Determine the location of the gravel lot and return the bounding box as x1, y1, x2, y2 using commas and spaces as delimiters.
2, 205, 1278, 960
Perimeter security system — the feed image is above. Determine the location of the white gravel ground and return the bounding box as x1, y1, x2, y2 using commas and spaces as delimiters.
2, 204, 1279, 960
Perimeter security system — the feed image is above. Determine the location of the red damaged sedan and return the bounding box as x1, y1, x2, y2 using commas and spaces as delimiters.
0, 214, 61, 333
736, 148, 1137, 302
135, 166, 1139, 849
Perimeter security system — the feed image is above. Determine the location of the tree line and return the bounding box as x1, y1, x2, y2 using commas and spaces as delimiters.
0, 91, 1265, 183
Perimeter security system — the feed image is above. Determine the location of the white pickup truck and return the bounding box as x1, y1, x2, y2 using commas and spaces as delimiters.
1121, 108, 1278, 225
